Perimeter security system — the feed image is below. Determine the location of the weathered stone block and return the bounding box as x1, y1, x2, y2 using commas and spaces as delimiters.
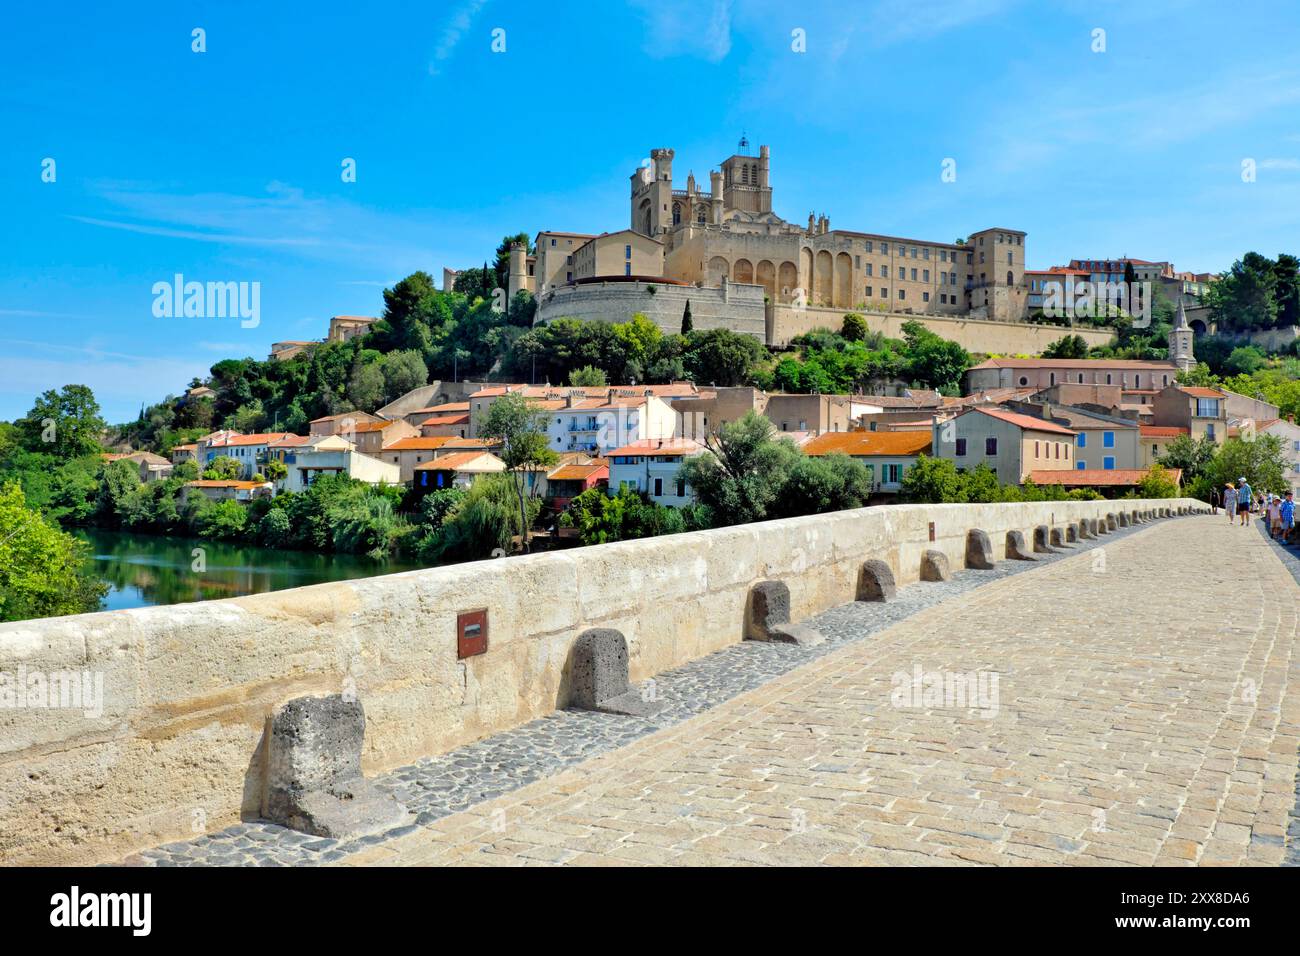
966, 529, 995, 570
1078, 520, 1095, 540
263, 694, 410, 840
1065, 524, 1078, 543
920, 549, 951, 581
857, 559, 897, 602
746, 580, 824, 646
1105, 513, 1117, 531
569, 628, 668, 717
1049, 527, 1070, 548
1005, 530, 1036, 561
1118, 513, 1130, 527
1033, 525, 1054, 553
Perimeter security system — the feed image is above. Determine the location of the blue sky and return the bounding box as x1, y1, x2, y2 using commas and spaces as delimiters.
3, 0, 1300, 423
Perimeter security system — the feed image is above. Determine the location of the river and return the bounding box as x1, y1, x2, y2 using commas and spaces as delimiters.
75, 529, 421, 611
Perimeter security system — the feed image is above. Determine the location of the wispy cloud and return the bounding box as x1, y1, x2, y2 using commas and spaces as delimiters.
1258, 158, 1300, 171
428, 0, 490, 75
68, 180, 446, 275
864, 0, 1020, 46
629, 0, 733, 62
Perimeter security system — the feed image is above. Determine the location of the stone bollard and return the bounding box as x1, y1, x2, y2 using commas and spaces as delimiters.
1005, 530, 1037, 561
857, 559, 897, 602
966, 529, 995, 570
1106, 513, 1118, 531
1033, 525, 1054, 553
746, 580, 824, 647
1065, 524, 1078, 543
263, 694, 411, 840
1118, 513, 1130, 527
570, 628, 668, 717
1078, 520, 1095, 540
920, 549, 951, 582
1049, 527, 1070, 548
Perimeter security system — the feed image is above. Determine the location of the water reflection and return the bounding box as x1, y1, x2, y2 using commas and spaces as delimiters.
76, 530, 419, 611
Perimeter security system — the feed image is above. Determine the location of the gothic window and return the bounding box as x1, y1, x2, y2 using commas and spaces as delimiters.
672, 203, 681, 226
1007, 271, 1014, 285
697, 207, 706, 223
741, 165, 749, 184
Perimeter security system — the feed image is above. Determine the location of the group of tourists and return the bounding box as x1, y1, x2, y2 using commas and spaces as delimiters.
1213, 478, 1295, 541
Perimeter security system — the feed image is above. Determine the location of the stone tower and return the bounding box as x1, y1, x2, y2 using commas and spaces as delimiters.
630, 148, 675, 237
1169, 300, 1196, 372
507, 241, 528, 302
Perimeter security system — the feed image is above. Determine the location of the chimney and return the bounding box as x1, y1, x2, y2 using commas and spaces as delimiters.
566, 391, 580, 408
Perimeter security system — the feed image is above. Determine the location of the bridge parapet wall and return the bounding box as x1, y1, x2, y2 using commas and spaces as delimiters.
0, 497, 1204, 863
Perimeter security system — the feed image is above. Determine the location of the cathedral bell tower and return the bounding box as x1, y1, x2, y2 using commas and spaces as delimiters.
1168, 300, 1196, 372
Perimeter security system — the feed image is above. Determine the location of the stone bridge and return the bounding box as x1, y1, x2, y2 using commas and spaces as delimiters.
4, 500, 1299, 867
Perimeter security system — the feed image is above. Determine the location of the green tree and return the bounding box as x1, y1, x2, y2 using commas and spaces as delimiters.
381, 349, 429, 402
1042, 334, 1090, 359
900, 321, 971, 390
1207, 252, 1279, 331
682, 328, 766, 387
1136, 464, 1179, 499
17, 385, 106, 458
201, 456, 242, 480
1224, 346, 1267, 376
478, 392, 558, 553
347, 360, 386, 411
569, 365, 608, 387
0, 482, 106, 621
678, 412, 800, 525
1156, 433, 1218, 481
681, 299, 694, 335
1203, 435, 1288, 496
841, 312, 868, 342
898, 454, 967, 503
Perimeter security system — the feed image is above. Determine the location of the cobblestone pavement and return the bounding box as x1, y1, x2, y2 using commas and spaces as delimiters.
128, 513, 1300, 867
320, 514, 1298, 867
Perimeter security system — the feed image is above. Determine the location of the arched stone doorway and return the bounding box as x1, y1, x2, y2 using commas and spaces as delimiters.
756, 260, 776, 300
707, 256, 729, 286
778, 261, 798, 302
835, 252, 853, 308
814, 250, 833, 306
734, 258, 754, 284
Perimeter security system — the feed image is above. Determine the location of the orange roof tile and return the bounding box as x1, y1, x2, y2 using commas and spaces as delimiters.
1139, 425, 1188, 438
414, 451, 501, 471
966, 406, 1076, 436
383, 437, 458, 451
803, 431, 933, 457
607, 438, 706, 457
1028, 468, 1182, 487
419, 413, 470, 426
1177, 386, 1224, 399
547, 463, 608, 481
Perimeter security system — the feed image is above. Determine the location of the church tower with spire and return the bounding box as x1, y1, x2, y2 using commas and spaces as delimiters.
1168, 300, 1196, 372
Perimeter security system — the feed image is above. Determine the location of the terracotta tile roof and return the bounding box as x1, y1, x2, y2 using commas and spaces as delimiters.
414, 451, 503, 471
1176, 386, 1225, 399
969, 358, 1177, 370
857, 391, 943, 408
419, 413, 470, 426
184, 479, 270, 490
1140, 425, 1188, 438
383, 437, 459, 451
1028, 468, 1182, 487
210, 432, 297, 447
172, 443, 197, 452
409, 402, 470, 415
803, 431, 933, 457
607, 438, 706, 457
966, 406, 1076, 436
351, 421, 402, 433
547, 463, 607, 481
310, 411, 372, 424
